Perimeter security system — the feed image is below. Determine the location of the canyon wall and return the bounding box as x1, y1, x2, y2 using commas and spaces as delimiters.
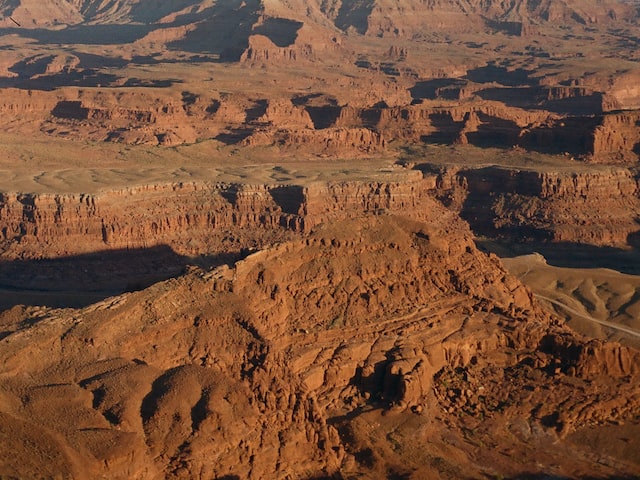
592, 111, 640, 162
0, 171, 435, 261
434, 165, 640, 247
2, 162, 640, 291
2, 165, 640, 265
1, 86, 638, 161
0, 183, 299, 260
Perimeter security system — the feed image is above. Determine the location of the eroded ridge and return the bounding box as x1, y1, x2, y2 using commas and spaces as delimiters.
1, 206, 639, 478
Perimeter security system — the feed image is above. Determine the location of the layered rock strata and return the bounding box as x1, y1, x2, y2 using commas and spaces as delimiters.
433, 165, 640, 248
0, 172, 433, 260
0, 212, 638, 478
1, 87, 639, 161
3, 165, 639, 266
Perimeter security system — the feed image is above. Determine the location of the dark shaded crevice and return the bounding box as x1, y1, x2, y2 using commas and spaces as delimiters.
335, 0, 375, 35
0, 246, 235, 310
168, 0, 262, 60
465, 113, 521, 148
51, 100, 90, 120
465, 65, 536, 87
140, 368, 178, 427
252, 18, 303, 47
245, 99, 268, 123
409, 79, 466, 102
0, 24, 154, 46
0, 70, 121, 90
477, 239, 640, 275
128, 0, 207, 24
306, 106, 342, 129
270, 186, 304, 215
420, 113, 465, 144
190, 390, 209, 432
215, 129, 253, 145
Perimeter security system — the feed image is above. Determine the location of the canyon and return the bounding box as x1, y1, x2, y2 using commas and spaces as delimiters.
2, 163, 640, 477
1, 0, 640, 160
2, 192, 640, 479
1, 80, 640, 161
2, 164, 639, 265
1, 0, 640, 478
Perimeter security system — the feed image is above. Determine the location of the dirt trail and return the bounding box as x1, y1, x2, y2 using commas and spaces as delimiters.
536, 293, 640, 339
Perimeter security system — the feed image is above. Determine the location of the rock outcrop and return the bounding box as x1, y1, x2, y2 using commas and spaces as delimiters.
2, 164, 639, 279
241, 34, 312, 63
0, 84, 636, 160
0, 182, 302, 260
321, 0, 635, 37
0, 0, 639, 162
433, 165, 640, 247
1, 210, 638, 479
592, 111, 640, 162
0, 170, 437, 258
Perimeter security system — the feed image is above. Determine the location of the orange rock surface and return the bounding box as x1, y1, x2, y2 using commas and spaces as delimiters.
2, 210, 639, 478
1, 1, 640, 478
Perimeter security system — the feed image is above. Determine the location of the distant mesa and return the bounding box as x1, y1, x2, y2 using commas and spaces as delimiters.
1, 2, 640, 479
1, 0, 633, 33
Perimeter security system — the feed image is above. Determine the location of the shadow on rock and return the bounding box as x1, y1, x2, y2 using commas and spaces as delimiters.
0, 245, 240, 310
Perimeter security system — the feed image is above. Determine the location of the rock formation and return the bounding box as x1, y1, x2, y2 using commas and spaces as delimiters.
433, 165, 640, 247
0, 0, 638, 161
1, 204, 639, 478
4, 165, 639, 262
0, 83, 637, 160
2, 165, 640, 297
0, 182, 301, 259
1, 1, 640, 478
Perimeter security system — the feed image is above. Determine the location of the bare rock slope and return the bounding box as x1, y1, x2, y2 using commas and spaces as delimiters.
1, 196, 639, 478
1, 1, 639, 161
0, 1, 640, 478
434, 165, 640, 248
2, 0, 634, 30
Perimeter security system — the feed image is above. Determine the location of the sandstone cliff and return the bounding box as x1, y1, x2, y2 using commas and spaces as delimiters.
592, 111, 640, 162
0, 182, 302, 260
0, 171, 439, 258
433, 165, 640, 247
0, 83, 638, 161
1, 210, 638, 478
2, 165, 639, 266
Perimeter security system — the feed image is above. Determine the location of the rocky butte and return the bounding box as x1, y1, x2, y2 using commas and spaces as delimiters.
0, 0, 640, 478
